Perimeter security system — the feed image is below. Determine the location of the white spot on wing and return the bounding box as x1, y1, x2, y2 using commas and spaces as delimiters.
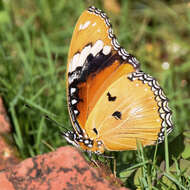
90, 40, 104, 56
70, 88, 76, 94
84, 139, 89, 144
71, 99, 77, 105
78, 45, 91, 67
102, 45, 111, 55
74, 110, 79, 115
79, 21, 91, 31
68, 72, 79, 84
71, 53, 80, 72
92, 22, 96, 26
82, 21, 91, 30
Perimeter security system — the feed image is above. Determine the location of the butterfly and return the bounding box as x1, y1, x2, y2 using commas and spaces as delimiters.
62, 6, 173, 154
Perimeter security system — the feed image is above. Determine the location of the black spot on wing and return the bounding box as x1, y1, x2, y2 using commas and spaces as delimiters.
93, 128, 98, 135
107, 92, 116, 101
112, 111, 122, 120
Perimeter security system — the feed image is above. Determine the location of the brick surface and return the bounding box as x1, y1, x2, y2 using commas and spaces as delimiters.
0, 146, 129, 190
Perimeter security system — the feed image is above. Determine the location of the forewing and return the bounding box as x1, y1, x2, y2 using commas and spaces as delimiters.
66, 7, 139, 136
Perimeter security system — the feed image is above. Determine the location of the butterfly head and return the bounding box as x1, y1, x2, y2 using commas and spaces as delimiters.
62, 131, 105, 154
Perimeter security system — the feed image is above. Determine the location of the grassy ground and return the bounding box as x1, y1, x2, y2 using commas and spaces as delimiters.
0, 0, 190, 189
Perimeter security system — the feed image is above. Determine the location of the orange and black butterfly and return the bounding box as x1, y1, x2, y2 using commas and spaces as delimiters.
62, 6, 173, 154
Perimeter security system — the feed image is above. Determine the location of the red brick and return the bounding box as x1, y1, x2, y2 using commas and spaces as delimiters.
0, 146, 129, 190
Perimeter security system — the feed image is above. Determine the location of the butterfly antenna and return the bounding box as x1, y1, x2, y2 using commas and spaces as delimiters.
24, 104, 68, 132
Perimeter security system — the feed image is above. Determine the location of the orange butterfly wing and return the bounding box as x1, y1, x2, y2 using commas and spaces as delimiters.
85, 71, 173, 151
67, 7, 139, 136
66, 6, 173, 153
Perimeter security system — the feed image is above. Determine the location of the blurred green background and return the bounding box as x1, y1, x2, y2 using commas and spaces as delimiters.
0, 0, 190, 189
